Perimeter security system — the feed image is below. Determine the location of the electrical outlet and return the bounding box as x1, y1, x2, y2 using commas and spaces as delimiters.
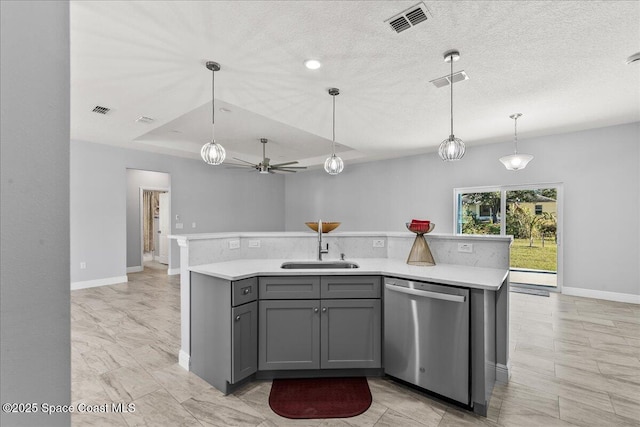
228, 240, 240, 249
191, 222, 196, 228
373, 239, 385, 248
80, 262, 86, 269
458, 243, 473, 253
175, 223, 183, 229
248, 240, 261, 248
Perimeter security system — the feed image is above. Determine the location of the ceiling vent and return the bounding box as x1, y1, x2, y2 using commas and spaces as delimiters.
135, 116, 155, 124
92, 105, 110, 114
430, 70, 469, 88
385, 2, 431, 33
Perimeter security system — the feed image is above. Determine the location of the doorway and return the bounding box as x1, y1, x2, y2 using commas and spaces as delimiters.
454, 183, 563, 291
140, 188, 170, 270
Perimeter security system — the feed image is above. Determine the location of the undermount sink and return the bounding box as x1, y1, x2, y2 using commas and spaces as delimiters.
280, 261, 360, 269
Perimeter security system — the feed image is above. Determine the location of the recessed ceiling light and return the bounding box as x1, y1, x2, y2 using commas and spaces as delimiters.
304, 59, 322, 70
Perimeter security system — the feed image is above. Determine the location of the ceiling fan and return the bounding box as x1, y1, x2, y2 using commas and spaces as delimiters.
229, 138, 307, 174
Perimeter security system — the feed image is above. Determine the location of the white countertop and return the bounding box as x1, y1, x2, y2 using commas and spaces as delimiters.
169, 231, 513, 243
189, 258, 508, 291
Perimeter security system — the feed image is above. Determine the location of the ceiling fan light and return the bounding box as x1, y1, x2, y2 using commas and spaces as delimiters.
499, 153, 533, 171
201, 140, 226, 165
438, 135, 465, 161
324, 154, 344, 175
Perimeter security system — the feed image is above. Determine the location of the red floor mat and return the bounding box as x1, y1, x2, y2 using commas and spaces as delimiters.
268, 377, 372, 419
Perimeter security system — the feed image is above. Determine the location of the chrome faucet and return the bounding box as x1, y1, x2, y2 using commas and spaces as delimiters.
317, 219, 329, 261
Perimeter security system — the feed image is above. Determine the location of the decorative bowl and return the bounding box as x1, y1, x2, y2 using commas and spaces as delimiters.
305, 222, 341, 233
406, 221, 435, 234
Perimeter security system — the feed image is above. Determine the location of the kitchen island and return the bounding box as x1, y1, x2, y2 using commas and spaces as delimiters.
170, 231, 512, 416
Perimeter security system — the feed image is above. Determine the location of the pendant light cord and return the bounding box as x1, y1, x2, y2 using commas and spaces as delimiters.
211, 67, 215, 139
513, 116, 518, 154
332, 94, 336, 155
450, 57, 454, 137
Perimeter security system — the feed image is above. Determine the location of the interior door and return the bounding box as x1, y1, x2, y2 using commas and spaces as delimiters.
158, 192, 169, 265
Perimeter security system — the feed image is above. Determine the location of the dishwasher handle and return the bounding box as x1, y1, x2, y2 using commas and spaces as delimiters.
385, 283, 466, 303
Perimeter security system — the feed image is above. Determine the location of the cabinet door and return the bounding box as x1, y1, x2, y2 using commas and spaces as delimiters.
259, 300, 320, 370
231, 301, 258, 383
320, 299, 382, 369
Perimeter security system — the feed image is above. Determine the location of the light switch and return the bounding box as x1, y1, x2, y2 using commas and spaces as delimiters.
192, 222, 196, 228
248, 240, 261, 248
80, 262, 86, 269
228, 240, 240, 249
175, 223, 183, 229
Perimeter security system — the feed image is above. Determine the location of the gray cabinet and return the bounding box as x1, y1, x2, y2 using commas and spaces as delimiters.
321, 275, 381, 299
258, 299, 320, 370
321, 298, 381, 369
258, 276, 382, 371
190, 273, 257, 394
232, 301, 258, 382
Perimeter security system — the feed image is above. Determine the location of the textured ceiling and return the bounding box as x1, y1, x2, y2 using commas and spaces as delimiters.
70, 1, 640, 166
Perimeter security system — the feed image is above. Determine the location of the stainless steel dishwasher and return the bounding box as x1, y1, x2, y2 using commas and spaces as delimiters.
384, 277, 470, 404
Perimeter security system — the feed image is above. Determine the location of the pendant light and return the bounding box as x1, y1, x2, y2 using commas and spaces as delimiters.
438, 50, 466, 161
200, 61, 226, 165
324, 88, 344, 175
499, 113, 533, 171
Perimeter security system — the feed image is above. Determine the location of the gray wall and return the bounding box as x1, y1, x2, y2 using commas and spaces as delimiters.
126, 169, 171, 268
71, 140, 286, 283
284, 122, 640, 297
1, 1, 71, 426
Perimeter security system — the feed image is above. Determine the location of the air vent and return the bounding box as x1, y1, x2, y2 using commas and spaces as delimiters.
430, 70, 469, 88
135, 116, 155, 124
385, 2, 432, 33
92, 105, 110, 114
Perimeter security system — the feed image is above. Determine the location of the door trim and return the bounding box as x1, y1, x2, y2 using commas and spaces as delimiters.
453, 182, 563, 292
139, 186, 170, 271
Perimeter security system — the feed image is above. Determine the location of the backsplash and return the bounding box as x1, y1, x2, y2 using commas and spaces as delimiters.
174, 232, 511, 270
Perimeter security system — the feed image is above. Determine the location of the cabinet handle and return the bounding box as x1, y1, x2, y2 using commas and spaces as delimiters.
235, 315, 241, 321
322, 307, 327, 313
314, 308, 319, 313
243, 288, 250, 295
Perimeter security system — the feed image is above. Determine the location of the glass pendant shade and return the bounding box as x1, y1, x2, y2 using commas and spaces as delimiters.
201, 140, 226, 165
439, 50, 465, 161
325, 88, 344, 175
500, 113, 532, 171
324, 154, 344, 175
200, 61, 225, 165
438, 135, 466, 161
499, 153, 533, 171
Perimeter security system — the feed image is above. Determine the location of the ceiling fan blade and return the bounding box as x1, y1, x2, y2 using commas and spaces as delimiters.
225, 162, 255, 168
273, 166, 307, 169
232, 157, 256, 166
274, 169, 298, 173
270, 161, 299, 167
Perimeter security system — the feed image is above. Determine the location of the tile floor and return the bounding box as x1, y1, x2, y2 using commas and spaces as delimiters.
71, 267, 640, 426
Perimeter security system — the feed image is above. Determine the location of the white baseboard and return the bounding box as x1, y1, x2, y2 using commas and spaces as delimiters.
563, 287, 640, 304
71, 275, 128, 290
496, 362, 510, 384
167, 268, 180, 276
127, 266, 143, 273
179, 350, 190, 370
